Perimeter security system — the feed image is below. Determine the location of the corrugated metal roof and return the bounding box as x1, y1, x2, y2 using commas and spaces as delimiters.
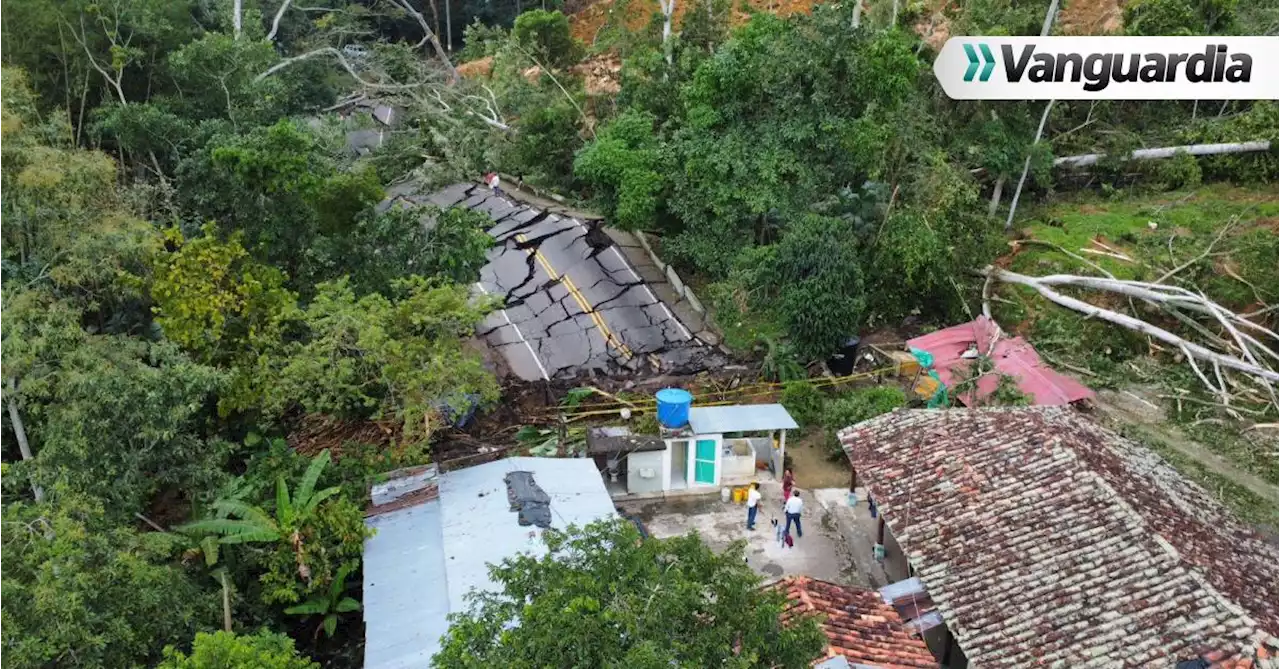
362, 457, 616, 668
906, 316, 1095, 406
438, 457, 617, 614
687, 403, 798, 434
363, 500, 450, 669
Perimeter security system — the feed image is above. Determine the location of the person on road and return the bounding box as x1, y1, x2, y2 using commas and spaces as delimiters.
781, 469, 794, 508
784, 490, 804, 539
745, 482, 761, 530
484, 171, 503, 197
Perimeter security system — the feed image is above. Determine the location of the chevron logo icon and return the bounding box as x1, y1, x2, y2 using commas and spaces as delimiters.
963, 43, 997, 82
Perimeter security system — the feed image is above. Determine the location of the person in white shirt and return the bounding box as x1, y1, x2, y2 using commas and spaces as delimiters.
783, 490, 804, 539
745, 482, 762, 530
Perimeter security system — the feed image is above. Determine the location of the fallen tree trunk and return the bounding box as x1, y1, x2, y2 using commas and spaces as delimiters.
1054, 140, 1274, 169
982, 266, 1280, 384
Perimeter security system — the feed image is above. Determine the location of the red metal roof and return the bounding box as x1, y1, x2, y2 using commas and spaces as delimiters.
906, 316, 1095, 406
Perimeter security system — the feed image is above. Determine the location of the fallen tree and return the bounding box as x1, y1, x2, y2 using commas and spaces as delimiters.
981, 266, 1280, 409
1054, 140, 1275, 169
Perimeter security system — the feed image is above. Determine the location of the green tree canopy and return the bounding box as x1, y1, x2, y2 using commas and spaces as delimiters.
434, 519, 827, 667
1, 494, 219, 668
158, 630, 319, 669
262, 276, 500, 443
512, 10, 583, 69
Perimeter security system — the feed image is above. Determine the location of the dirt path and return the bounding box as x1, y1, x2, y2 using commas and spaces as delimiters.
1094, 388, 1276, 501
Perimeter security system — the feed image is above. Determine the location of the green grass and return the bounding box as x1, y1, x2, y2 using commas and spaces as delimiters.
1013, 184, 1278, 306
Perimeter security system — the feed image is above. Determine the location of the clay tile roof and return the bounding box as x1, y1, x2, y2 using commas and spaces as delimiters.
838, 406, 1279, 668
775, 576, 939, 668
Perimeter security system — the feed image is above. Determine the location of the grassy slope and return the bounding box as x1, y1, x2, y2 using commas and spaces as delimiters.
997, 183, 1279, 527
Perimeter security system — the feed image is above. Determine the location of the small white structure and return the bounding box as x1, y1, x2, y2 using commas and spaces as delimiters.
610, 404, 798, 498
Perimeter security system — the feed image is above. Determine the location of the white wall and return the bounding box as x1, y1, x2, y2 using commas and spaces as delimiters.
626, 450, 666, 495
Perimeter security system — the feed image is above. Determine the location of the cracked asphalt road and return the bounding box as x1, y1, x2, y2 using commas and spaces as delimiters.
422, 183, 716, 382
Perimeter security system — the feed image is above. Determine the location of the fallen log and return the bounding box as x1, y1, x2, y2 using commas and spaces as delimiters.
981, 266, 1279, 384
1054, 140, 1274, 169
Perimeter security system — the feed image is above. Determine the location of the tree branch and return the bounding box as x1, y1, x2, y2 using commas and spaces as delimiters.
982, 266, 1279, 384
267, 0, 295, 41
384, 0, 459, 82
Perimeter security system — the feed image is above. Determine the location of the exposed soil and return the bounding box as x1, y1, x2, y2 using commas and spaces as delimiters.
1057, 0, 1125, 35
569, 0, 816, 45
784, 430, 852, 490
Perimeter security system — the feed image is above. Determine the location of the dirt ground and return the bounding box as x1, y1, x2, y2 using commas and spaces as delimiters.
785, 431, 852, 490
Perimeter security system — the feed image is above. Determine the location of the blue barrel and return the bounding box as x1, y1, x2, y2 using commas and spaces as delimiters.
655, 388, 693, 429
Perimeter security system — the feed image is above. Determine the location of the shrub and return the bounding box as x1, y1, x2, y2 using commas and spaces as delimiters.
512, 10, 583, 69
780, 380, 824, 428
822, 386, 907, 459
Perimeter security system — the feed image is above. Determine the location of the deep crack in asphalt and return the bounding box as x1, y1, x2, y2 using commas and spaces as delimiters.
420, 183, 724, 381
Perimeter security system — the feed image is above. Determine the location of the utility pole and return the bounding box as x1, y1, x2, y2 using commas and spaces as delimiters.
445, 0, 452, 51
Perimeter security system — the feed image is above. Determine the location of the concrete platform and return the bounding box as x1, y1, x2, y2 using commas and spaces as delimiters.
617, 480, 867, 586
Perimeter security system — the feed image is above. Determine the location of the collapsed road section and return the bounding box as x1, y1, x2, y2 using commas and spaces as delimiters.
398, 182, 721, 382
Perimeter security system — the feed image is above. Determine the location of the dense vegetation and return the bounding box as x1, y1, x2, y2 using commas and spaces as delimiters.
1, 0, 1276, 665
435, 519, 827, 667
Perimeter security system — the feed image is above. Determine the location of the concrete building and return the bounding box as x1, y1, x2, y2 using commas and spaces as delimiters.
600, 403, 799, 500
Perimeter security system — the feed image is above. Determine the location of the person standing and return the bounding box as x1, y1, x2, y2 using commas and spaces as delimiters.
745, 482, 761, 530
781, 469, 794, 508
486, 171, 503, 197
784, 490, 804, 539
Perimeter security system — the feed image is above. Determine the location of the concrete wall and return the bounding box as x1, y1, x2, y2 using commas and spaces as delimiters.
722, 438, 759, 480
635, 231, 707, 315
627, 450, 666, 495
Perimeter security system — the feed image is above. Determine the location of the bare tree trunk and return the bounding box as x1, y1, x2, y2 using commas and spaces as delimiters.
660, 0, 676, 65
233, 0, 243, 38
445, 0, 453, 52
891, 0, 899, 27
388, 0, 459, 82
1055, 141, 1274, 168
6, 378, 45, 503
851, 0, 863, 28
1003, 0, 1061, 232
982, 267, 1280, 383
988, 175, 1005, 217
221, 571, 233, 632
267, 0, 294, 41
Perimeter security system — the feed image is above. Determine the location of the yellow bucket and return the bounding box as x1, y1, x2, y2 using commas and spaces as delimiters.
732, 487, 746, 503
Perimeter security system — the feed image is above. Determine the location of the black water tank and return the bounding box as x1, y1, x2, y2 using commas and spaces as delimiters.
826, 336, 861, 376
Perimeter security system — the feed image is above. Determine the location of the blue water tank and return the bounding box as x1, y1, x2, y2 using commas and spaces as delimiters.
655, 388, 693, 429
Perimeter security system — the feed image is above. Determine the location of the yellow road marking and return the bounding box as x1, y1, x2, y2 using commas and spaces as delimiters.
516, 234, 634, 359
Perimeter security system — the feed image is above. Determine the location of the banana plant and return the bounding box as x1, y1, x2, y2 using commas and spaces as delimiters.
180, 450, 340, 584
285, 563, 361, 639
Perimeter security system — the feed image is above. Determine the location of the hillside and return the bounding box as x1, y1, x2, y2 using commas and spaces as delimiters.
998, 184, 1279, 527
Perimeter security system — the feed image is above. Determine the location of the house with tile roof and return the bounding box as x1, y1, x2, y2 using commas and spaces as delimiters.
776, 576, 939, 668
838, 406, 1278, 669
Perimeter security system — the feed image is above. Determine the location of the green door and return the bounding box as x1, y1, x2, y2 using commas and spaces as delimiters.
694, 439, 717, 485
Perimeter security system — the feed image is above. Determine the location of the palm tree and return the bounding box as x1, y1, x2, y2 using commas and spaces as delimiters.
285, 562, 361, 639
181, 450, 340, 584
